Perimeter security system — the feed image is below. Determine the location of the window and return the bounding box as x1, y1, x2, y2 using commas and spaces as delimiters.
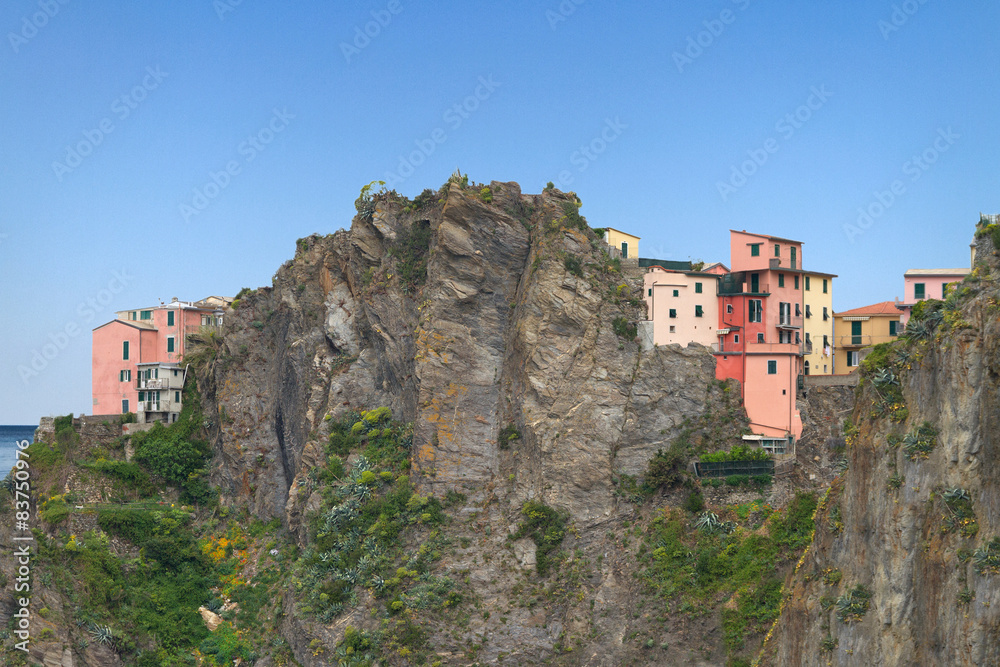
914, 283, 925, 299
167, 337, 175, 353
790, 247, 797, 269
750, 244, 761, 257
695, 305, 703, 317
805, 333, 812, 345
823, 307, 829, 321
669, 309, 677, 318
175, 391, 180, 403
669, 326, 676, 333
795, 303, 801, 317
889, 321, 898, 336
734, 334, 740, 343
140, 310, 152, 320
805, 276, 811, 291
823, 279, 828, 294
750, 273, 760, 293
847, 351, 859, 367
621, 242, 628, 259
119, 369, 131, 382
806, 305, 812, 318
774, 244, 781, 257
727, 304, 734, 314
794, 276, 799, 290
130, 311, 137, 320
138, 391, 145, 402
804, 361, 811, 376
758, 333, 765, 343
673, 289, 679, 297
767, 360, 778, 374
173, 370, 178, 377
779, 302, 791, 325
823, 335, 829, 350
943, 283, 951, 299
695, 282, 703, 294
167, 311, 174, 326
748, 299, 762, 323
123, 341, 129, 360
122, 399, 129, 413
778, 274, 785, 288
647, 288, 652, 297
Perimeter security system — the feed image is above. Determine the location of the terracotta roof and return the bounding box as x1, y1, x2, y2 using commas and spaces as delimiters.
834, 301, 900, 317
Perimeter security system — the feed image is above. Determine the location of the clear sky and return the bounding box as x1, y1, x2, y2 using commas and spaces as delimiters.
1, 0, 997, 423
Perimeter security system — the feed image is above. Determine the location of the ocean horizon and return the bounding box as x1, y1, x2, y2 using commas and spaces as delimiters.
0, 424, 37, 478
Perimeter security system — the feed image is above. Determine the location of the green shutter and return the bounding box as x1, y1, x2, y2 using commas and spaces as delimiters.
673, 289, 679, 297
123, 340, 129, 360
774, 244, 780, 257
914, 283, 925, 299
167, 311, 174, 326
167, 337, 175, 353
175, 391, 180, 403
778, 274, 784, 288
669, 309, 677, 318
794, 276, 799, 289
647, 288, 652, 297
751, 244, 760, 257
805, 276, 811, 291
768, 360, 777, 374
890, 321, 898, 336
695, 282, 703, 293
695, 305, 703, 317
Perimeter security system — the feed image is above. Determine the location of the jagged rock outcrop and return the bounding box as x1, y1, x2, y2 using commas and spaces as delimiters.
762, 230, 1000, 666
203, 181, 724, 530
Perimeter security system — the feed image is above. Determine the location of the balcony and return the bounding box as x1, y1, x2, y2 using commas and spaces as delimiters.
838, 335, 873, 348
747, 342, 804, 355
137, 399, 174, 414
777, 315, 803, 330
803, 341, 814, 355
138, 378, 167, 390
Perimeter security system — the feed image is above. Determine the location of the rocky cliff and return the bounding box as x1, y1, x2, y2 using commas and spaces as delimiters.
761, 228, 1000, 666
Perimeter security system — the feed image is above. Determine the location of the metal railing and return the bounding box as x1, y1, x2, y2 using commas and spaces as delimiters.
838, 335, 873, 347
137, 400, 174, 413
777, 315, 803, 329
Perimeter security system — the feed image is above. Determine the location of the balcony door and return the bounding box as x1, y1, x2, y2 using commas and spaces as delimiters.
851, 321, 862, 346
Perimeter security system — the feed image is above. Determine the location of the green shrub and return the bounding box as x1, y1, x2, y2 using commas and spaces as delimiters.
564, 256, 583, 277
560, 202, 588, 232
836, 584, 872, 623
725, 475, 750, 487
511, 500, 568, 576
700, 445, 771, 463
644, 445, 686, 490
393, 220, 433, 289
479, 186, 493, 203
88, 458, 155, 496
612, 316, 637, 341
682, 490, 705, 514
498, 424, 520, 449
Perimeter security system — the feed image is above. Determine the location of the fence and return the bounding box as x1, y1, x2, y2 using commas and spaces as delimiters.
694, 459, 775, 478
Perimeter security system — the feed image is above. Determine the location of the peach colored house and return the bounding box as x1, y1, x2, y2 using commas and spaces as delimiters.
833, 301, 902, 375
92, 297, 230, 422
714, 231, 813, 441
895, 268, 970, 325
642, 265, 719, 347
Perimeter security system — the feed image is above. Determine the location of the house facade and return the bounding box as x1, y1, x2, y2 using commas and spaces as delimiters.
92, 297, 230, 422
895, 268, 971, 325
713, 231, 809, 440
832, 301, 901, 374
642, 265, 720, 347
802, 271, 836, 375
603, 228, 640, 260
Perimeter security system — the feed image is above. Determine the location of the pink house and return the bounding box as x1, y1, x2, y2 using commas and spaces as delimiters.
896, 268, 970, 325
642, 265, 720, 347
92, 297, 230, 422
714, 231, 812, 441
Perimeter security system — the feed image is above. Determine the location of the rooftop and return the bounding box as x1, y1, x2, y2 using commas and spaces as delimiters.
835, 301, 900, 317
730, 229, 803, 245
904, 268, 971, 277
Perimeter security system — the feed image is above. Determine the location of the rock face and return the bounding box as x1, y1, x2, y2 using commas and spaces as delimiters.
762, 231, 1000, 666
204, 181, 722, 529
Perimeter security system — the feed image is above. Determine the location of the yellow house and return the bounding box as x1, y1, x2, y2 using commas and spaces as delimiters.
802, 272, 836, 375
833, 301, 902, 374
603, 228, 640, 260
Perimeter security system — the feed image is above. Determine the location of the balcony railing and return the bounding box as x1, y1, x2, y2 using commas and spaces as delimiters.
838, 335, 873, 348
803, 341, 814, 355
718, 281, 771, 296
137, 400, 174, 413
747, 342, 804, 355
777, 315, 803, 329
138, 378, 166, 390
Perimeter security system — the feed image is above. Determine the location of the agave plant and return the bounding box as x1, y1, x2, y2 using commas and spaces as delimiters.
87, 623, 116, 648
944, 487, 971, 502
872, 368, 899, 386
834, 458, 850, 474
693, 511, 735, 535
905, 321, 931, 340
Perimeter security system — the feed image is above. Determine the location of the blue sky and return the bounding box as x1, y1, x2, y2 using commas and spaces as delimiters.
1, 0, 997, 423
